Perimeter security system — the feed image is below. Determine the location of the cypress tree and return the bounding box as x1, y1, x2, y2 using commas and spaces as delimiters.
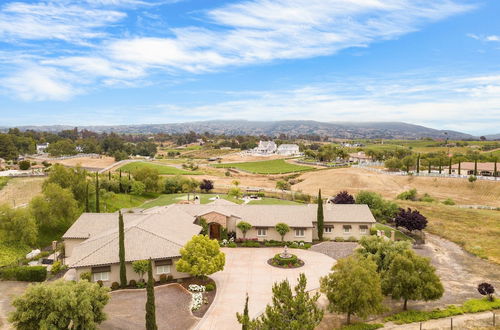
85, 182, 90, 212
458, 161, 461, 175
494, 160, 497, 178
119, 211, 127, 288
428, 160, 431, 173
145, 259, 158, 330
95, 173, 100, 213
108, 171, 111, 180
448, 157, 452, 175
416, 154, 420, 174
317, 189, 324, 241
119, 169, 123, 193
474, 159, 478, 176
438, 163, 442, 174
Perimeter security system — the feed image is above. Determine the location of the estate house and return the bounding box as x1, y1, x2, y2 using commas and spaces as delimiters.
63, 201, 375, 286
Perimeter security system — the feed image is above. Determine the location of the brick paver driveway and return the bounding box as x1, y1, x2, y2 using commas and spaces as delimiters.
196, 247, 336, 330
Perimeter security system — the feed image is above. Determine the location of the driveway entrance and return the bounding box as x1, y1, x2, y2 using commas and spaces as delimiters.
196, 247, 336, 330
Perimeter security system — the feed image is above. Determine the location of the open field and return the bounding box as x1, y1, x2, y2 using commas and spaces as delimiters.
181, 148, 238, 159
0, 177, 45, 207
294, 167, 500, 207
119, 161, 201, 175
55, 156, 116, 168
0, 177, 8, 190
219, 153, 289, 163
398, 201, 500, 264
140, 193, 243, 208
213, 159, 314, 174
246, 197, 301, 205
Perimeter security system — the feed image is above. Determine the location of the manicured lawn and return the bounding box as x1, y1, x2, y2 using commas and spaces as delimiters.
247, 198, 302, 205
120, 161, 201, 175
398, 201, 500, 264
141, 193, 243, 208
213, 159, 314, 174
103, 193, 155, 212
373, 223, 414, 242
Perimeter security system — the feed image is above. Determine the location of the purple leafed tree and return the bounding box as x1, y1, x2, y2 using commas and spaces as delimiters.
394, 208, 427, 232
478, 283, 495, 301
199, 179, 214, 193
331, 191, 355, 204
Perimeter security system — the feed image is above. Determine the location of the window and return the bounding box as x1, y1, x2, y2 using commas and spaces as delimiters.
156, 265, 171, 275
324, 227, 333, 233
343, 225, 352, 234
92, 272, 109, 282
359, 225, 368, 234
257, 228, 267, 237
295, 228, 305, 237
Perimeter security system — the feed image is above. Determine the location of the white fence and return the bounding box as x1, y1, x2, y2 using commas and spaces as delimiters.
353, 165, 499, 181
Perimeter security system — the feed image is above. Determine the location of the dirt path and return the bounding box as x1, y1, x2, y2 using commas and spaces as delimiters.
411, 233, 500, 310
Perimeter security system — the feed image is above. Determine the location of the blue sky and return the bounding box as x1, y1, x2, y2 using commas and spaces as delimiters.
0, 0, 499, 134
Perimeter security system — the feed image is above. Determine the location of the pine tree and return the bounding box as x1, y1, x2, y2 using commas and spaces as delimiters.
236, 294, 250, 330
317, 189, 324, 241
95, 173, 100, 213
145, 259, 158, 330
119, 211, 127, 288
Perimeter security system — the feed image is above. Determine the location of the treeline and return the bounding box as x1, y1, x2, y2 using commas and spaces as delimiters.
0, 128, 157, 160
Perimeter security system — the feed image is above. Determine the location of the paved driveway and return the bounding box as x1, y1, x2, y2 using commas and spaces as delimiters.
196, 247, 336, 330
101, 284, 198, 330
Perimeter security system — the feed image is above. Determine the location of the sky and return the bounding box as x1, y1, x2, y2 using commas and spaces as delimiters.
0, 0, 499, 135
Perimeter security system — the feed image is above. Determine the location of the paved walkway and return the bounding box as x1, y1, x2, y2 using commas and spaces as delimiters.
195, 247, 335, 330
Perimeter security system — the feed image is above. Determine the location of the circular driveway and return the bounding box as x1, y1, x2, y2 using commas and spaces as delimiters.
195, 247, 336, 330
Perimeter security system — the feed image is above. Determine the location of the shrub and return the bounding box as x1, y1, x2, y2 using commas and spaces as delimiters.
228, 242, 237, 248
334, 237, 345, 242
273, 253, 299, 266
442, 198, 455, 205
347, 236, 358, 242
242, 241, 261, 247
159, 274, 167, 284
97, 280, 103, 287
420, 193, 435, 203
51, 261, 62, 275
205, 283, 215, 291
396, 189, 417, 201
19, 160, 31, 170
370, 227, 378, 235
129, 279, 137, 288
289, 242, 299, 248
0, 266, 47, 282
111, 282, 120, 290
80, 272, 92, 281
167, 275, 173, 281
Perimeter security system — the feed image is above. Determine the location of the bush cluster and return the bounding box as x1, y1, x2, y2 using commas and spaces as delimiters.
385, 298, 500, 324
0, 266, 47, 282
341, 323, 383, 330
205, 283, 216, 291
273, 253, 299, 266
111, 282, 120, 290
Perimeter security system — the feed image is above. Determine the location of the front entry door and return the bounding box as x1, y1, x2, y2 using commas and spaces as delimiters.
209, 223, 221, 240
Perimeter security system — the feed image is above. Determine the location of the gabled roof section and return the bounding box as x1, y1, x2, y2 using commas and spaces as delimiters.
62, 213, 145, 239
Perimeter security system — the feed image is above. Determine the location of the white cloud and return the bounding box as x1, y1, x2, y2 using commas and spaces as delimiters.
467, 33, 500, 42
2, 65, 81, 101
0, 1, 125, 42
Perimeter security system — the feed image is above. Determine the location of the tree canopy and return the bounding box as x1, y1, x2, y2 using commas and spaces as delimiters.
240, 273, 323, 330
9, 280, 110, 330
394, 208, 427, 232
331, 191, 355, 204
176, 235, 225, 277
275, 223, 290, 241
320, 256, 383, 324
237, 221, 252, 239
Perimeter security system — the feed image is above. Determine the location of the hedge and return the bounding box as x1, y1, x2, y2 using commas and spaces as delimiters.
0, 266, 47, 282
273, 253, 299, 266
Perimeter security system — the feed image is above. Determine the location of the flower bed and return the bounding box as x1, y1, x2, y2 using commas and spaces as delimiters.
188, 284, 206, 311
267, 253, 304, 269
180, 277, 217, 318
221, 238, 312, 249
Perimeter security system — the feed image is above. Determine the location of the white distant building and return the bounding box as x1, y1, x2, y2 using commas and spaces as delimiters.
277, 144, 300, 156
254, 141, 277, 155
36, 143, 49, 154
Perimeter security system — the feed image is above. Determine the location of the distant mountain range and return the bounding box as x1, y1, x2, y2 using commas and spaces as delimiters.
1, 120, 496, 140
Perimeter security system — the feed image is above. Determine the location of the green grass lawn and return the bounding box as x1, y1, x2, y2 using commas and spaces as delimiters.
0, 240, 30, 267
140, 193, 243, 208
0, 177, 9, 191
213, 159, 314, 174
119, 161, 201, 175
373, 223, 414, 242
103, 193, 155, 212
247, 198, 302, 205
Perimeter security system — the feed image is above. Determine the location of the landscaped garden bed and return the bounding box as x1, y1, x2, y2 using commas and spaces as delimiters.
220, 238, 312, 249
267, 252, 304, 269
179, 277, 217, 318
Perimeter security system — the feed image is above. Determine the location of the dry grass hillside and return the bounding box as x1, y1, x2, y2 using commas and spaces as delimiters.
0, 177, 44, 207
294, 168, 500, 207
